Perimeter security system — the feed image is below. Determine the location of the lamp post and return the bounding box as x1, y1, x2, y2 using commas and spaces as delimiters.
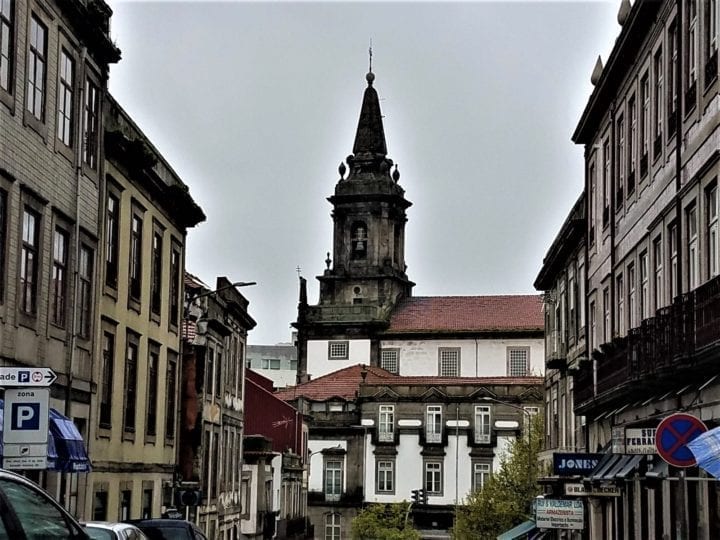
479, 396, 536, 514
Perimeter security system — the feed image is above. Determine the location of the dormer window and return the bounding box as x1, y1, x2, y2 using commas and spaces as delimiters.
351, 222, 368, 259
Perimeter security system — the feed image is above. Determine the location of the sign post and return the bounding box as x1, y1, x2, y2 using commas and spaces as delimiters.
2, 388, 50, 470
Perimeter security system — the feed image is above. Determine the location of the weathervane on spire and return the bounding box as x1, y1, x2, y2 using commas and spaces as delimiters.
369, 38, 373, 73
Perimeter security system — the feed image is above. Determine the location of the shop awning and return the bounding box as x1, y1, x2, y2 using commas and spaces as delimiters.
497, 520, 538, 540
0, 400, 91, 473
589, 453, 647, 482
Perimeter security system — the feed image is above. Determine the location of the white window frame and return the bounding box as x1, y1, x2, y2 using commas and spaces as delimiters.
426, 405, 442, 444
654, 236, 664, 310
654, 47, 664, 140
640, 251, 649, 320
325, 513, 341, 540
438, 348, 460, 377
507, 347, 529, 377
603, 287, 611, 342
324, 460, 343, 502
376, 460, 394, 493
472, 462, 491, 492
378, 405, 394, 442
380, 348, 399, 374
618, 114, 626, 196
689, 0, 698, 83
628, 263, 636, 328
670, 223, 679, 299
617, 273, 625, 335
328, 341, 349, 360
474, 405, 491, 444
688, 204, 699, 290
641, 73, 650, 158
424, 462, 442, 495
709, 185, 719, 278
629, 95, 637, 176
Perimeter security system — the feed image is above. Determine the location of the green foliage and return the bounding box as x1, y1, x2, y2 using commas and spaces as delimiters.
351, 502, 422, 540
453, 415, 544, 540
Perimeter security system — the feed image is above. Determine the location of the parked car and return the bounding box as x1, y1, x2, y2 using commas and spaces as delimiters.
0, 468, 89, 539
84, 522, 149, 540
125, 519, 207, 540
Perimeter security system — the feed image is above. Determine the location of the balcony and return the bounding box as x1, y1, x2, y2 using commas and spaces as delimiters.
546, 330, 567, 370
575, 276, 720, 414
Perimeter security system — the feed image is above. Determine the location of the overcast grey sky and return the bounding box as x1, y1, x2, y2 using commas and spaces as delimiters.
107, 1, 620, 345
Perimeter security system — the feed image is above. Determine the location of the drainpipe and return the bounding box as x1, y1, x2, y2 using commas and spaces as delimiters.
675, 0, 684, 299
584, 147, 591, 454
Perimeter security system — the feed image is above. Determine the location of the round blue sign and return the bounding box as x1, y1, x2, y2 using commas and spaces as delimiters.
655, 413, 707, 467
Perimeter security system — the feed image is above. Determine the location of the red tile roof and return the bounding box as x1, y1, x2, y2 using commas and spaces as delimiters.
385, 295, 544, 333
274, 364, 543, 402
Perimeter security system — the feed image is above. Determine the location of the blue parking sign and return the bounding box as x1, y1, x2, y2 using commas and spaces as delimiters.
10, 403, 40, 430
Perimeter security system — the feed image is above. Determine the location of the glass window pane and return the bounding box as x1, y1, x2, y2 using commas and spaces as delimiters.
0, 478, 74, 539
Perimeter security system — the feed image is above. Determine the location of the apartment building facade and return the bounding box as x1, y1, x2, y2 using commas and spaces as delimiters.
87, 96, 205, 522
535, 0, 720, 537
0, 0, 119, 514
180, 273, 256, 539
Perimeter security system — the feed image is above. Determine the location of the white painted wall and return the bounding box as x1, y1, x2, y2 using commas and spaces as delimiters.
249, 368, 297, 388
240, 464, 258, 535
307, 339, 371, 379
380, 338, 544, 377
307, 439, 347, 492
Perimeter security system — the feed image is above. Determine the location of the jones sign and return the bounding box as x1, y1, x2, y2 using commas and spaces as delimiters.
553, 453, 603, 476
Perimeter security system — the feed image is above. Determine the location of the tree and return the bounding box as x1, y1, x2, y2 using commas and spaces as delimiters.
453, 414, 544, 540
351, 502, 422, 540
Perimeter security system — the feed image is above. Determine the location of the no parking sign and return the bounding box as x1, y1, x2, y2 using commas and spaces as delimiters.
655, 413, 707, 468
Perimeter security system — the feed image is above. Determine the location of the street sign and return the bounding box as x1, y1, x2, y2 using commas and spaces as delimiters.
535, 499, 584, 530
655, 413, 707, 467
553, 453, 603, 476
564, 483, 621, 497
625, 428, 657, 454
2, 388, 49, 470
0, 367, 57, 387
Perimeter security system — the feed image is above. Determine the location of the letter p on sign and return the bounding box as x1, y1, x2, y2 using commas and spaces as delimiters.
11, 403, 40, 430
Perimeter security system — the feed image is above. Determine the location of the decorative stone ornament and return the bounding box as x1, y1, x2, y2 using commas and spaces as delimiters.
591, 55, 604, 86
617, 0, 631, 25
339, 161, 346, 180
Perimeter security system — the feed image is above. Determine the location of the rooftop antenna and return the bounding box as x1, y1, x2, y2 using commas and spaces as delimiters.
368, 38, 373, 73
296, 265, 302, 277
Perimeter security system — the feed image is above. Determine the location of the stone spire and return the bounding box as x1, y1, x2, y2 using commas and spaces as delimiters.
352, 71, 388, 158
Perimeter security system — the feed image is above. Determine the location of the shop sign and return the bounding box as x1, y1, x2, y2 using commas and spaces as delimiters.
564, 483, 621, 497
626, 428, 657, 454
553, 453, 603, 476
612, 426, 625, 453
535, 498, 584, 530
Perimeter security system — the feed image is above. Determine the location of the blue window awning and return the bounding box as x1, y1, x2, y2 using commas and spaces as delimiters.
0, 400, 91, 473
497, 519, 538, 540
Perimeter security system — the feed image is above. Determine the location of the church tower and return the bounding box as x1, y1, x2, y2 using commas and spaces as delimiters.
295, 70, 414, 382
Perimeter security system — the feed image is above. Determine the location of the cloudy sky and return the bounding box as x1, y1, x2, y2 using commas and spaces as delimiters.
107, 1, 620, 345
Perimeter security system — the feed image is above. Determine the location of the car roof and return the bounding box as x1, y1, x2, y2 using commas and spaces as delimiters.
84, 521, 143, 531
126, 519, 198, 529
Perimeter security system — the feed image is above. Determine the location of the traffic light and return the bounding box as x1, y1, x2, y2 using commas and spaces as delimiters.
419, 488, 428, 504
411, 489, 420, 503
175, 488, 203, 507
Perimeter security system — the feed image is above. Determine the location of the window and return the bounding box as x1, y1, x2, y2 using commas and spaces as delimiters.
616, 273, 625, 335
603, 286, 611, 342
628, 95, 636, 190
424, 462, 442, 495
709, 185, 719, 278
124, 334, 139, 432
129, 210, 143, 302
119, 489, 131, 521
640, 251, 649, 319
688, 0, 699, 86
438, 348, 459, 376
426, 405, 442, 443
654, 47, 664, 148
206, 348, 215, 396
20, 208, 39, 314
0, 189, 5, 300
328, 341, 349, 360
83, 78, 100, 169
507, 347, 529, 377
142, 488, 152, 519
474, 405, 491, 444
472, 462, 491, 492
93, 490, 108, 521
589, 163, 596, 242
99, 331, 114, 427
151, 230, 163, 316
381, 348, 399, 374
78, 245, 93, 338
589, 300, 596, 352
603, 138, 611, 224
324, 460, 343, 502
377, 460, 394, 493
640, 73, 649, 169
57, 49, 74, 146
579, 262, 586, 330
105, 193, 119, 288
351, 221, 367, 259
146, 344, 159, 437
50, 228, 68, 327
26, 15, 46, 120
628, 263, 636, 328
325, 514, 341, 540
670, 223, 679, 298
654, 236, 664, 310
0, 0, 13, 93
669, 20, 678, 132
165, 351, 177, 439
617, 114, 626, 203
687, 204, 699, 290
378, 405, 394, 442
215, 350, 222, 398
169, 242, 181, 326
708, 0, 719, 58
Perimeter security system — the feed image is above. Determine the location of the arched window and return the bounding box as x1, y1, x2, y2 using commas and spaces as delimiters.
351, 222, 368, 260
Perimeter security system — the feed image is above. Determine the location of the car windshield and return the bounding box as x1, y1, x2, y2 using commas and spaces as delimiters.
84, 527, 115, 540
136, 526, 189, 540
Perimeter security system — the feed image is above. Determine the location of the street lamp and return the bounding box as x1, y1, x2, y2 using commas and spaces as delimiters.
189, 281, 257, 301
479, 396, 536, 513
